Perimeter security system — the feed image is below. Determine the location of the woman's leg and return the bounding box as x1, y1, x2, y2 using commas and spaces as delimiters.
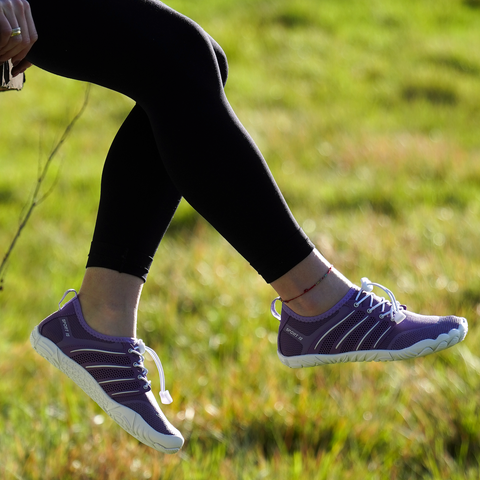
85, 34, 229, 283
85, 105, 183, 283
78, 103, 182, 336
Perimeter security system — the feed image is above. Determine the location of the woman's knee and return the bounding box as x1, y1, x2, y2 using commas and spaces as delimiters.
165, 13, 228, 90
208, 35, 229, 87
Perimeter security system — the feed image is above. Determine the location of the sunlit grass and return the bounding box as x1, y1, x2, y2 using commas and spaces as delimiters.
2, 0, 480, 478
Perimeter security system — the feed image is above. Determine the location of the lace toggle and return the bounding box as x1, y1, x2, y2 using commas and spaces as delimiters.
130, 340, 173, 404
358, 277, 406, 324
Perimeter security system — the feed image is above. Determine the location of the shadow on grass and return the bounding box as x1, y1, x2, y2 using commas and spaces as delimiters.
426, 54, 480, 77
401, 83, 458, 106
186, 413, 480, 478
464, 0, 480, 8
0, 187, 15, 205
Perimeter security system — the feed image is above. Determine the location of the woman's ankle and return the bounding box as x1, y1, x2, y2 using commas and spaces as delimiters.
270, 249, 352, 317
283, 270, 352, 317
78, 267, 143, 338
77, 294, 137, 338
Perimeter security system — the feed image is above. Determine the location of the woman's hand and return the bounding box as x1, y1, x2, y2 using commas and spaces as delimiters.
0, 0, 37, 76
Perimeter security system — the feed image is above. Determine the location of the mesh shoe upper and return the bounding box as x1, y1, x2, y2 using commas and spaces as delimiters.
275, 281, 467, 359
36, 293, 180, 440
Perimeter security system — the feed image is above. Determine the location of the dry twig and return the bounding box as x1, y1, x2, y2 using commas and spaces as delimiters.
0, 84, 91, 291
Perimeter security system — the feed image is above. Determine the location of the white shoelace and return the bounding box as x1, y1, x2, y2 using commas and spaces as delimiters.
356, 277, 406, 324
130, 340, 173, 405
270, 278, 406, 324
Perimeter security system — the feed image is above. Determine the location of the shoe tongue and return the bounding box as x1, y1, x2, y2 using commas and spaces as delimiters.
356, 284, 388, 305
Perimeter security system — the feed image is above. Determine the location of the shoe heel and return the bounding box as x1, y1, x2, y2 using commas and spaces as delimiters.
30, 326, 62, 369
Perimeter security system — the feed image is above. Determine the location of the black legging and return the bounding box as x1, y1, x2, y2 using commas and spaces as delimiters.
26, 0, 314, 283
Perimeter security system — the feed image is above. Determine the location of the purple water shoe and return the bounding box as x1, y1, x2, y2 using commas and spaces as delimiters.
272, 277, 468, 367
30, 290, 184, 453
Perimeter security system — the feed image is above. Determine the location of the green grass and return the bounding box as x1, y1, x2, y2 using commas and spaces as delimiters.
2, 0, 480, 478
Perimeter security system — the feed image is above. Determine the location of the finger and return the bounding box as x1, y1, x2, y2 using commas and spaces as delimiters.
0, 12, 14, 50
9, 13, 31, 63
11, 45, 29, 65
0, 5, 35, 64
11, 0, 36, 47
11, 56, 30, 76
2, 39, 33, 67
0, 1, 36, 49
0, 9, 21, 59
0, 35, 24, 64
23, 0, 37, 45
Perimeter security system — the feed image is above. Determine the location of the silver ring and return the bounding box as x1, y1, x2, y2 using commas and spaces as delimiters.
11, 27, 22, 37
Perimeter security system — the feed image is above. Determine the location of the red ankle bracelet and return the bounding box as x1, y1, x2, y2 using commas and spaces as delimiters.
281, 266, 334, 304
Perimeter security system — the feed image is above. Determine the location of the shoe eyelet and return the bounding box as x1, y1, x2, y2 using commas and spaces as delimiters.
143, 385, 149, 390
367, 308, 372, 314
379, 314, 385, 319
137, 375, 143, 380
128, 349, 133, 353
354, 302, 359, 308
133, 362, 139, 367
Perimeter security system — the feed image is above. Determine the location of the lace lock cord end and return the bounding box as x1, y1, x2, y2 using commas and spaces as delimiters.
393, 310, 406, 324
160, 390, 173, 405
144, 344, 174, 404
360, 278, 374, 293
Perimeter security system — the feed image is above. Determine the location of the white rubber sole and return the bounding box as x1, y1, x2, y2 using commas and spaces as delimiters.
30, 326, 184, 453
278, 323, 468, 368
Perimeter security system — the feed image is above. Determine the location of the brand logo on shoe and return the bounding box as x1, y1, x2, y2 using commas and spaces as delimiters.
285, 326, 304, 342
61, 318, 71, 337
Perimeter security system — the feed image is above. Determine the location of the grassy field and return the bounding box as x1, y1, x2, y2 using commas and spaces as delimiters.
1, 0, 480, 478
